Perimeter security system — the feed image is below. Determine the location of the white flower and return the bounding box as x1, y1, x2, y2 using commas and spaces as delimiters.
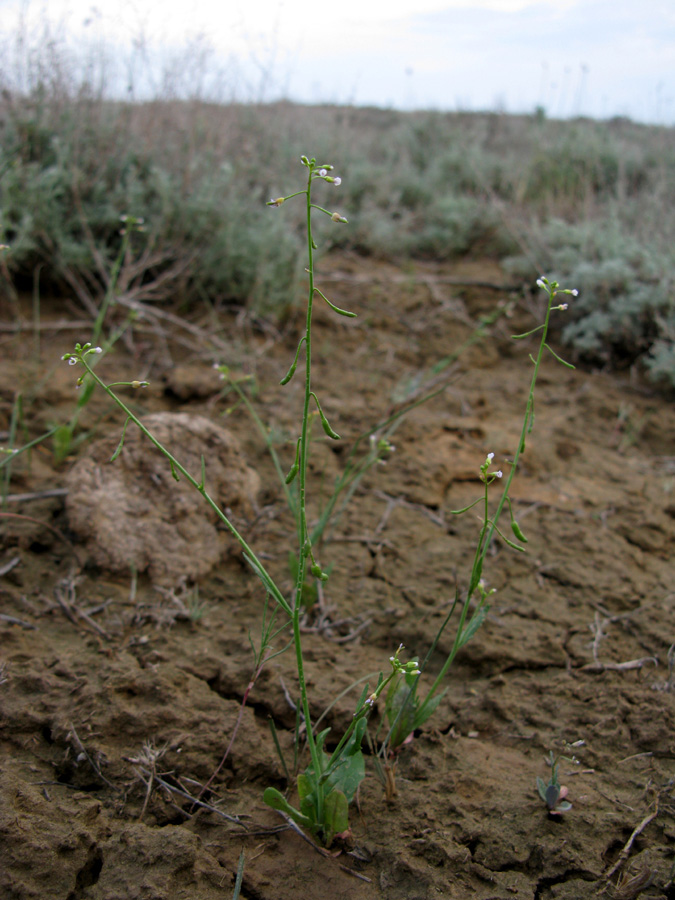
560, 303, 568, 310
487, 452, 494, 461
333, 177, 342, 186
536, 278, 545, 289
319, 168, 327, 176
495, 470, 503, 478
68, 357, 77, 366
571, 289, 579, 296
92, 346, 102, 354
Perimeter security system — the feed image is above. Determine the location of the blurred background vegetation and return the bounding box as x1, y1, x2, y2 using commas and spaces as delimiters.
0, 76, 673, 385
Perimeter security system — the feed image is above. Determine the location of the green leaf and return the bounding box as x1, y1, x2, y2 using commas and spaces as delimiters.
457, 604, 489, 648
545, 783, 561, 809
411, 689, 445, 732
324, 748, 365, 803
52, 424, 74, 462
262, 787, 314, 829
323, 790, 349, 845
297, 774, 313, 802
386, 673, 419, 748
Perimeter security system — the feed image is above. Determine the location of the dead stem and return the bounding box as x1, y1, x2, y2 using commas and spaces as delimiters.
67, 724, 119, 793
603, 797, 659, 881
54, 573, 110, 639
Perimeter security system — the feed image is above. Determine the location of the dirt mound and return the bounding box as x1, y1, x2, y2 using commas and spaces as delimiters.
65, 412, 261, 584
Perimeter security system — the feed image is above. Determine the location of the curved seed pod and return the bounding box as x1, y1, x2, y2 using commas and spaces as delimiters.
285, 437, 301, 484
511, 519, 528, 543
315, 288, 356, 318
311, 391, 340, 440
280, 337, 306, 386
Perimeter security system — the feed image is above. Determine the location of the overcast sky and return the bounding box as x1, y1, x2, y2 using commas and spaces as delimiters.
1, 0, 673, 124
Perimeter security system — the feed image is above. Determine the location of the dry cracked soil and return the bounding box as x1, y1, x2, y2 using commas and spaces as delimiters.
1, 254, 674, 899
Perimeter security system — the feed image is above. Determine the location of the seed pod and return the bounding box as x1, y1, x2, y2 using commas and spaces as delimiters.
511, 520, 528, 543
285, 437, 301, 484
280, 337, 306, 385
311, 391, 340, 439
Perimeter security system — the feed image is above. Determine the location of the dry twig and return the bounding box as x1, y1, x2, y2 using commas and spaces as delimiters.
604, 799, 659, 881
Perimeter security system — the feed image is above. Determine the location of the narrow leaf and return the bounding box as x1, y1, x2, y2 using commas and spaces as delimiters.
262, 787, 313, 828
457, 605, 489, 648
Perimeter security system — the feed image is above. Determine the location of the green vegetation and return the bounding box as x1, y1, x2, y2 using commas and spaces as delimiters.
62, 152, 578, 843
1, 86, 673, 383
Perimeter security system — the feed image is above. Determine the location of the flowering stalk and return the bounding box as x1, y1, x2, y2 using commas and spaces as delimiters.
408, 277, 578, 733
265, 156, 364, 840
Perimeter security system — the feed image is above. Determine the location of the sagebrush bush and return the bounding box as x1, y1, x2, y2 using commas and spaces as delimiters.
0, 78, 673, 382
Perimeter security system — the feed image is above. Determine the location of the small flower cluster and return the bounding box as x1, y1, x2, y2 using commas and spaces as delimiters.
480, 451, 503, 483
119, 214, 146, 235
370, 434, 396, 465
267, 156, 346, 225
536, 275, 578, 311
362, 644, 421, 709
389, 643, 421, 677
61, 342, 102, 366
62, 343, 147, 390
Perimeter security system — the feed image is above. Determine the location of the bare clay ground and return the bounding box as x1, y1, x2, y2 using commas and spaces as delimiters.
1, 254, 674, 900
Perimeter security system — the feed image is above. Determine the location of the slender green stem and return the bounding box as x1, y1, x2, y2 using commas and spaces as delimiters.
77, 356, 292, 618
416, 289, 557, 721
289, 165, 323, 817
91, 229, 129, 347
